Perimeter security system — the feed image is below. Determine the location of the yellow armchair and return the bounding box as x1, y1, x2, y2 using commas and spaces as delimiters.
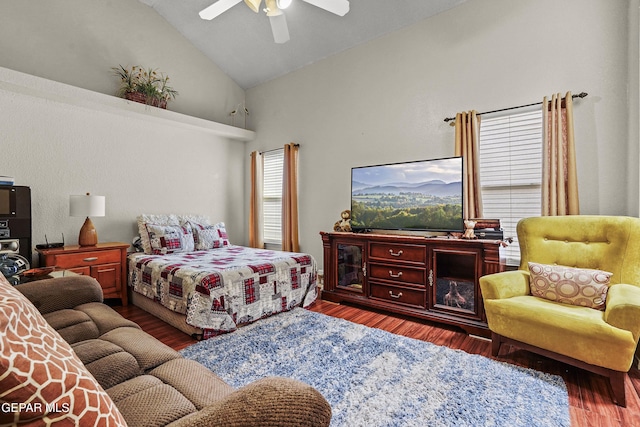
480, 215, 640, 407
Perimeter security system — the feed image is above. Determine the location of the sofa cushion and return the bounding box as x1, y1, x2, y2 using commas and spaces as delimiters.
100, 327, 182, 371
75, 302, 141, 335
43, 308, 100, 343
73, 339, 143, 389
528, 262, 611, 310
110, 380, 197, 426
0, 275, 127, 426
484, 294, 637, 371
149, 359, 233, 409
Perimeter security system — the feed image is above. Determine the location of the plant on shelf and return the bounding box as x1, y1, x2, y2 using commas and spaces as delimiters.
112, 65, 178, 109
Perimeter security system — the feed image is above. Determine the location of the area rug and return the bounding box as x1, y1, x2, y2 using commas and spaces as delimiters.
180, 308, 570, 427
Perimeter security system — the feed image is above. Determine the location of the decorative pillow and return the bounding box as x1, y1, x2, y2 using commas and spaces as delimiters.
0, 275, 127, 426
146, 223, 195, 255
137, 214, 180, 254
137, 214, 210, 254
528, 262, 611, 310
190, 221, 230, 250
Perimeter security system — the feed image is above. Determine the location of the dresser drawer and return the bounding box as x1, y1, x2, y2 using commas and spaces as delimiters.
370, 282, 426, 308
51, 249, 122, 269
368, 262, 426, 286
369, 242, 426, 265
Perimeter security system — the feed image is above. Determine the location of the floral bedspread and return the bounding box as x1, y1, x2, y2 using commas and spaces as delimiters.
128, 245, 317, 338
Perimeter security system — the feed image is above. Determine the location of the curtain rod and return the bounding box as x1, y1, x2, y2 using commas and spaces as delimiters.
443, 92, 588, 123
255, 144, 300, 155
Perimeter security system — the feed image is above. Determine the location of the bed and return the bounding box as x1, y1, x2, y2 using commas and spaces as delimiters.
128, 214, 318, 339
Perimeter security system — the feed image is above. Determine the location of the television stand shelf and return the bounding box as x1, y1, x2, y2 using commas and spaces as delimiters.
320, 231, 505, 336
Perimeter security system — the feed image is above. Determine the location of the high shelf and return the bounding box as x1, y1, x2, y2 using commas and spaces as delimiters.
320, 232, 505, 336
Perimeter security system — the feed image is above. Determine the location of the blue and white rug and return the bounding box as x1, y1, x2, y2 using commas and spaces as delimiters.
180, 308, 570, 427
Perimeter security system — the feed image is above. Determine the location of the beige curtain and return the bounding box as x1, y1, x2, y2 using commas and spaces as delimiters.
282, 143, 299, 252
542, 92, 579, 216
454, 110, 483, 219
249, 151, 264, 248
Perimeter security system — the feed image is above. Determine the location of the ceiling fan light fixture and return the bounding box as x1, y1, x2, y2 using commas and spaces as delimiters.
243, 0, 262, 13
264, 0, 282, 16
276, 0, 292, 9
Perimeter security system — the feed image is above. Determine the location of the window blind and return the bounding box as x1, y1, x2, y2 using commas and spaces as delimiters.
479, 110, 542, 266
263, 149, 284, 245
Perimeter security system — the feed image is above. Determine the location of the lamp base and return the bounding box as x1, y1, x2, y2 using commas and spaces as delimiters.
78, 217, 98, 246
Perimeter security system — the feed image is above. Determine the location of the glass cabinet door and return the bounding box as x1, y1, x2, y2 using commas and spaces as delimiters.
336, 242, 365, 293
430, 249, 480, 318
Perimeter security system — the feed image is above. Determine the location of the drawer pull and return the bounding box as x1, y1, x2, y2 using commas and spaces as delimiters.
389, 291, 403, 299
388, 270, 403, 278
83, 257, 99, 262
388, 249, 403, 257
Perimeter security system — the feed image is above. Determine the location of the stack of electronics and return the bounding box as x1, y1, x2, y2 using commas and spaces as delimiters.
472, 219, 504, 240
0, 185, 31, 285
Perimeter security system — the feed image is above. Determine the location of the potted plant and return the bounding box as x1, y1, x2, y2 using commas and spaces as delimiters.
112, 65, 178, 109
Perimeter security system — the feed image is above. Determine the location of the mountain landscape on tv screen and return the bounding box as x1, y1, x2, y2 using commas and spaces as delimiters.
352, 179, 462, 197
351, 179, 463, 230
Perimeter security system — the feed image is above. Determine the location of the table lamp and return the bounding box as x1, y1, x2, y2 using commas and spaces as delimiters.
69, 193, 105, 246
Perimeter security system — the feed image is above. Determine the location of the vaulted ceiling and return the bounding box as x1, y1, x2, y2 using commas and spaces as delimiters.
139, 0, 467, 89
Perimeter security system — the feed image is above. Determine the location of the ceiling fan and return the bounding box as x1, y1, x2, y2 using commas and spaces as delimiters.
199, 0, 350, 44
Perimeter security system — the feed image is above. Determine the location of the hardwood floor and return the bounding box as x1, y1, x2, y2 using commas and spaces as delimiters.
114, 300, 640, 427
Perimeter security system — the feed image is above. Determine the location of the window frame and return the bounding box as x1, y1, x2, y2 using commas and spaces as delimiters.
478, 108, 543, 266
262, 148, 284, 246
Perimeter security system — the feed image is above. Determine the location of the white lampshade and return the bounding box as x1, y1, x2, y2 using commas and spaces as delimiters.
69, 194, 105, 218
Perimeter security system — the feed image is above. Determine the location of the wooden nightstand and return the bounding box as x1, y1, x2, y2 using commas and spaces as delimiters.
36, 242, 130, 306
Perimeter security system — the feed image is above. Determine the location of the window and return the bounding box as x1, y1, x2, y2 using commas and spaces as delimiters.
479, 110, 543, 266
263, 148, 284, 246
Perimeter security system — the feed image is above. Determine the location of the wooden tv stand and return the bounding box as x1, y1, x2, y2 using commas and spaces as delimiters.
320, 231, 505, 336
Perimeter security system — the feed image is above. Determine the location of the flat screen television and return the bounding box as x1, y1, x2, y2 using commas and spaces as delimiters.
350, 156, 464, 233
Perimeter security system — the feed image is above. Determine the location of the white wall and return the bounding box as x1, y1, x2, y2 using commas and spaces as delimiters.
631, 0, 640, 214
0, 0, 244, 124
0, 0, 248, 265
0, 68, 246, 266
246, 0, 638, 264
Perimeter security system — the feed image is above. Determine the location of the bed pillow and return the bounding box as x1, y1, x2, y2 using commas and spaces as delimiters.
190, 221, 230, 250
137, 214, 211, 254
146, 223, 195, 255
528, 262, 611, 310
137, 214, 180, 254
0, 274, 127, 426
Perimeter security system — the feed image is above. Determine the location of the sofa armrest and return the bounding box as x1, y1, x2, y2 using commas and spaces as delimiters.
604, 283, 640, 342
169, 377, 331, 427
16, 275, 103, 314
479, 270, 530, 300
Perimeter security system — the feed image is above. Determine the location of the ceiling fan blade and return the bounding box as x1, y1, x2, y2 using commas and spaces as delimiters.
301, 0, 349, 16
269, 14, 290, 44
199, 0, 243, 20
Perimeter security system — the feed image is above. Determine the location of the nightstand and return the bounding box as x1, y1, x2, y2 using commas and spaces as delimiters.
36, 242, 130, 306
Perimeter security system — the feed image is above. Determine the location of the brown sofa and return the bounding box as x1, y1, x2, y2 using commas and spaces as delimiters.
1, 274, 331, 426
